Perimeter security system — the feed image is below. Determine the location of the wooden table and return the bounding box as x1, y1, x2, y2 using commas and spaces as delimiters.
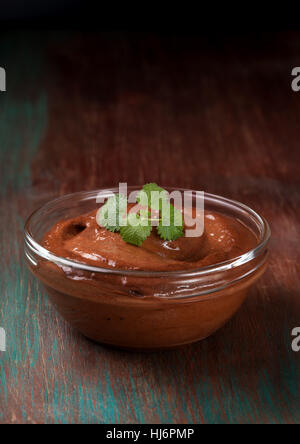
0, 30, 299, 424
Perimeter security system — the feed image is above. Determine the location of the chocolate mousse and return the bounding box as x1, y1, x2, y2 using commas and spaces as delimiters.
26, 187, 268, 350
42, 208, 257, 272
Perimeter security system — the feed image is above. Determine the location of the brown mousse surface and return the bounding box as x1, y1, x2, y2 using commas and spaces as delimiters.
42, 208, 257, 272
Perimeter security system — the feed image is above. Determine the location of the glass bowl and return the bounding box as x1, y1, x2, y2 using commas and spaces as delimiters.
24, 187, 270, 351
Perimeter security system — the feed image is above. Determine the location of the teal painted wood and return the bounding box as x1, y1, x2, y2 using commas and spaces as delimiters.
0, 31, 299, 424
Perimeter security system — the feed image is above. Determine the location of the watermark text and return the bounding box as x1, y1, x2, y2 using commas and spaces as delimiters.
0, 67, 6, 92
96, 183, 204, 237
291, 67, 300, 92
0, 327, 6, 352
291, 327, 300, 352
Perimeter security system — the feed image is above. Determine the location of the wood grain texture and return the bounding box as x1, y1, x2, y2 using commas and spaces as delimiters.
0, 30, 299, 424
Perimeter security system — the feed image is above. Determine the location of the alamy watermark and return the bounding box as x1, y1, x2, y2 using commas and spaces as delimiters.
0, 67, 6, 92
96, 183, 204, 237
0, 327, 6, 352
291, 327, 300, 352
291, 67, 300, 92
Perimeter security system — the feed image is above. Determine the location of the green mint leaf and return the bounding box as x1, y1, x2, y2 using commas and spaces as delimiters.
120, 213, 152, 246
157, 224, 184, 241
96, 194, 127, 232
157, 204, 184, 241
137, 183, 167, 211
97, 184, 186, 244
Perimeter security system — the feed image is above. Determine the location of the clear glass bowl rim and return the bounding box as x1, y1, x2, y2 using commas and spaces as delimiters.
24, 187, 271, 278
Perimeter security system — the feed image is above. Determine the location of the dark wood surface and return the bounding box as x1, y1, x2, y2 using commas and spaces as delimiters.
0, 30, 299, 424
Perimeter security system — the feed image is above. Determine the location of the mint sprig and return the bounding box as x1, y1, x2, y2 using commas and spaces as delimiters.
137, 183, 167, 211
120, 213, 152, 247
96, 194, 127, 232
157, 204, 184, 241
96, 184, 185, 246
